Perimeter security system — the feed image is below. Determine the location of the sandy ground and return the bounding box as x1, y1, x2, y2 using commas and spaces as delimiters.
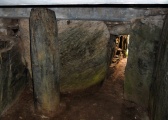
0, 58, 148, 120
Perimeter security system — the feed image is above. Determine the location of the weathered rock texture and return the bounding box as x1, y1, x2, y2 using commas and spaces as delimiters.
0, 8, 167, 21
58, 20, 110, 93
12, 19, 110, 94
124, 15, 165, 107
0, 19, 28, 115
30, 8, 60, 114
19, 19, 32, 77
105, 22, 131, 35
149, 15, 168, 120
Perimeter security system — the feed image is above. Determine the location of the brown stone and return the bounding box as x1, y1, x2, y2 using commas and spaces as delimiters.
30, 8, 60, 115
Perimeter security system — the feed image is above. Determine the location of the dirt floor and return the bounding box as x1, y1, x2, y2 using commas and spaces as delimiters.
0, 58, 148, 120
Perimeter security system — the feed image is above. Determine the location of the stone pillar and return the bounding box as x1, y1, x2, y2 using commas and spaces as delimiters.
29, 8, 60, 115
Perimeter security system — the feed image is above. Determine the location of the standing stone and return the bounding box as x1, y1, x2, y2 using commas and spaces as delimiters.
30, 8, 60, 115
18, 19, 110, 94
149, 15, 168, 120
124, 15, 164, 108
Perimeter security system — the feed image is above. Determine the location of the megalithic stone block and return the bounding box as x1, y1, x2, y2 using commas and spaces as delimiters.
29, 8, 60, 115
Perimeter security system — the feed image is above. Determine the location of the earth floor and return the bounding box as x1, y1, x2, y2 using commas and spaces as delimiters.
0, 58, 148, 120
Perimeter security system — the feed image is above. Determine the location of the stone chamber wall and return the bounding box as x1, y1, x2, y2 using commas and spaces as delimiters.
149, 15, 168, 120
124, 15, 165, 108
0, 10, 168, 119
0, 19, 111, 115
106, 14, 165, 109
58, 20, 110, 93
123, 14, 168, 119
19, 19, 110, 94
0, 18, 29, 115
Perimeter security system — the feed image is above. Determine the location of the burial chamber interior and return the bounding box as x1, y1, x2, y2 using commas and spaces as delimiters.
0, 8, 167, 120
0, 18, 111, 114
0, 17, 130, 115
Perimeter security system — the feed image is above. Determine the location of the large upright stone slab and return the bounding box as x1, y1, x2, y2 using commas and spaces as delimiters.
124, 15, 164, 108
58, 20, 110, 93
30, 8, 60, 115
149, 15, 168, 120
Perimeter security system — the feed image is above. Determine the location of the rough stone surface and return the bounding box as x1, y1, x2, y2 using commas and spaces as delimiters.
124, 15, 165, 107
149, 15, 168, 120
0, 8, 167, 21
19, 19, 32, 77
109, 23, 131, 35
0, 8, 168, 119
30, 8, 60, 115
13, 19, 110, 94
0, 19, 28, 115
58, 20, 110, 93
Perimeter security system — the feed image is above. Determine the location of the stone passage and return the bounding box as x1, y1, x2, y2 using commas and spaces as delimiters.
30, 8, 60, 115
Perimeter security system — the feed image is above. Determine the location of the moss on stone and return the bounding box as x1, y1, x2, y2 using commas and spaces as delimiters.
60, 64, 107, 93
58, 21, 109, 93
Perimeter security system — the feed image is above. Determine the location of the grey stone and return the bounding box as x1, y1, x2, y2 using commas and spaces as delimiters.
124, 15, 164, 107
149, 15, 168, 120
58, 20, 110, 93
0, 8, 167, 22
19, 19, 32, 77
